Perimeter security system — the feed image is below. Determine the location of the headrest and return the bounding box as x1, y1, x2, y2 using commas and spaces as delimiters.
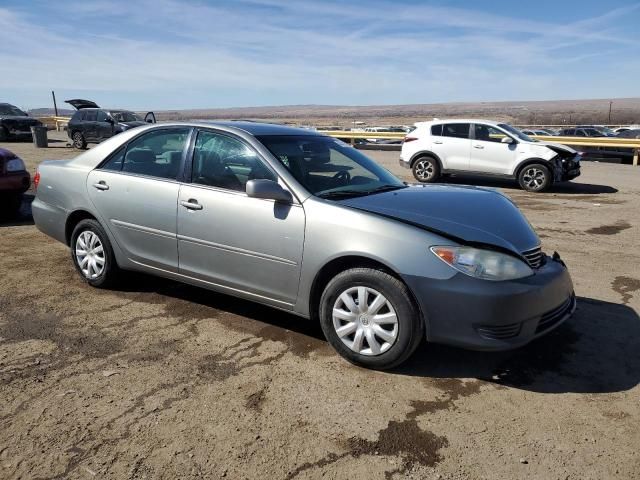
126, 149, 155, 163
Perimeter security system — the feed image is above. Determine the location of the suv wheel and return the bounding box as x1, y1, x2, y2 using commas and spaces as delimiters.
71, 219, 119, 287
412, 157, 440, 183
72, 131, 87, 149
319, 268, 423, 370
518, 163, 551, 192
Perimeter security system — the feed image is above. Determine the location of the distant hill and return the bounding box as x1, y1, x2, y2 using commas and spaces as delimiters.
152, 97, 640, 127
26, 97, 640, 127
28, 107, 74, 117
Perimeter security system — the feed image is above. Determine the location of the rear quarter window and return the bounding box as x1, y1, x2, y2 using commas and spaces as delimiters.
71, 111, 83, 121
430, 124, 443, 136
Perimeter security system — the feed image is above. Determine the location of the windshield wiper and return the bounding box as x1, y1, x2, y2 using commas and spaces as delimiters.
317, 190, 369, 199
364, 184, 407, 195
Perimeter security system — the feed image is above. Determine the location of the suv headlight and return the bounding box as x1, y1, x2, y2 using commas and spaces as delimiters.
6, 157, 26, 173
431, 246, 533, 281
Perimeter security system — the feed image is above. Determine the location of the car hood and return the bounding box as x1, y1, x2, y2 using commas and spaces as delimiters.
537, 141, 578, 155
120, 121, 146, 128
337, 185, 540, 254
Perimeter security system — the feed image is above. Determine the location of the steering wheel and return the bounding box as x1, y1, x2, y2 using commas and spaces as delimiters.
333, 170, 351, 184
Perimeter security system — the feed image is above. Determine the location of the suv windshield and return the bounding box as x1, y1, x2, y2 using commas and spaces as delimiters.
0, 104, 27, 116
111, 111, 142, 122
257, 135, 406, 198
498, 123, 534, 142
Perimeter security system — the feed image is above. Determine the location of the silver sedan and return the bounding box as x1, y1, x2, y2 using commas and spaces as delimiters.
32, 122, 575, 369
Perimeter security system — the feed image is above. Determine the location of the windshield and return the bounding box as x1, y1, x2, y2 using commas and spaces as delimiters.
498, 123, 534, 142
110, 111, 142, 122
257, 135, 406, 198
0, 104, 27, 116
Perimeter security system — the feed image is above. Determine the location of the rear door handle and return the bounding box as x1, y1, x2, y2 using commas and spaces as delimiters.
434, 140, 443, 144
180, 199, 203, 210
473, 144, 484, 149
93, 181, 109, 191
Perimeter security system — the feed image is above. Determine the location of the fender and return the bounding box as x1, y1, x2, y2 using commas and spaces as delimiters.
409, 150, 443, 169
512, 157, 554, 177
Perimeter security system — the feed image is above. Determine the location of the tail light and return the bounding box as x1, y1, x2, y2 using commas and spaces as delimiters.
403, 136, 418, 143
33, 170, 40, 190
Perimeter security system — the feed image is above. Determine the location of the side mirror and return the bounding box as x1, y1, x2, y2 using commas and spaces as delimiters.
501, 136, 514, 144
105, 117, 115, 124
246, 179, 292, 203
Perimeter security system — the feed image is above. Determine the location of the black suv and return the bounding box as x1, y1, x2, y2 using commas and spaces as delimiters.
66, 99, 154, 149
0, 103, 43, 141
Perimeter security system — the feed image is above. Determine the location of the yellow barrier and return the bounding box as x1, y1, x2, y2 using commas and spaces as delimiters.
37, 116, 70, 131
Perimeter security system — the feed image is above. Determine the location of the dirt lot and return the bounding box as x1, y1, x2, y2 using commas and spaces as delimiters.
1, 133, 639, 479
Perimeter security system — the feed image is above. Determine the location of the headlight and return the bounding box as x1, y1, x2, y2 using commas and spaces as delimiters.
6, 157, 26, 172
431, 246, 533, 281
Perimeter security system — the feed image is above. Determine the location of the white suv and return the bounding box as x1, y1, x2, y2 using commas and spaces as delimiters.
400, 119, 581, 192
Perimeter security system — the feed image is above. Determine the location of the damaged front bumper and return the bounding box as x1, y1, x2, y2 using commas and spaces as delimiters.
553, 154, 581, 182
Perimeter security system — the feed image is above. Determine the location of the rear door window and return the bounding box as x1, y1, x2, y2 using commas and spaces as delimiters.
84, 110, 97, 122
122, 128, 190, 180
442, 123, 470, 139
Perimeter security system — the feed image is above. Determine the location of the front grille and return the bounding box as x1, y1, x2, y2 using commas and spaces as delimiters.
522, 246, 543, 269
476, 322, 521, 340
535, 295, 575, 334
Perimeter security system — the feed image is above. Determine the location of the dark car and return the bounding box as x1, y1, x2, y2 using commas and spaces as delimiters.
616, 129, 640, 139
558, 127, 606, 137
0, 147, 30, 217
66, 99, 151, 149
0, 103, 43, 141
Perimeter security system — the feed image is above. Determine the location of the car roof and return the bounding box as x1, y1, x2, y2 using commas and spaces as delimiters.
194, 121, 318, 136
414, 119, 503, 127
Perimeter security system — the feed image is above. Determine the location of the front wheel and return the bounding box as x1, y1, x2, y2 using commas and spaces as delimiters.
412, 156, 440, 183
70, 219, 119, 287
319, 268, 424, 370
518, 163, 551, 192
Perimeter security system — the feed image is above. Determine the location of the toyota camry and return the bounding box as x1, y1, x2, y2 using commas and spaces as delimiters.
32, 122, 576, 369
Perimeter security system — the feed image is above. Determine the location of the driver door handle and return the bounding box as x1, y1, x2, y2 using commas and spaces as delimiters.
93, 181, 109, 191
473, 144, 484, 149
181, 199, 203, 210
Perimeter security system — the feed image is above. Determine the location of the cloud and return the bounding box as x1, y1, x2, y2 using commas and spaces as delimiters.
0, 0, 638, 109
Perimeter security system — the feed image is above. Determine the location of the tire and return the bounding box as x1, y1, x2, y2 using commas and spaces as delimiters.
518, 163, 551, 192
412, 156, 440, 183
70, 219, 119, 288
0, 127, 8, 142
319, 268, 424, 370
72, 131, 87, 149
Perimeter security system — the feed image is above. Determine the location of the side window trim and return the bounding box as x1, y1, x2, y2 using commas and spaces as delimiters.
95, 127, 193, 182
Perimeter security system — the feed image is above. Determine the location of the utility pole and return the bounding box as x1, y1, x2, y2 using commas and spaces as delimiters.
608, 101, 613, 124
52, 91, 58, 117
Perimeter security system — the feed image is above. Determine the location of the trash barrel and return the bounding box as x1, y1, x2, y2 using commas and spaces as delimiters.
31, 126, 48, 148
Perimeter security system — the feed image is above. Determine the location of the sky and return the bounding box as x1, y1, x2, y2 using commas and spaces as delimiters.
1, 0, 639, 110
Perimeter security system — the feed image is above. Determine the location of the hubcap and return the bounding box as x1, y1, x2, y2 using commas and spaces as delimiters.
523, 167, 546, 190
414, 159, 434, 181
75, 231, 105, 279
332, 286, 398, 356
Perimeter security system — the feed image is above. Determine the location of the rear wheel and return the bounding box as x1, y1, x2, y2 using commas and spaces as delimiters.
70, 219, 119, 287
72, 131, 87, 149
518, 163, 551, 192
412, 156, 440, 183
319, 268, 423, 370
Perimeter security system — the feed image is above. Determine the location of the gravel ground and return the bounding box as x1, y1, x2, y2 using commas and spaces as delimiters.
0, 132, 639, 479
